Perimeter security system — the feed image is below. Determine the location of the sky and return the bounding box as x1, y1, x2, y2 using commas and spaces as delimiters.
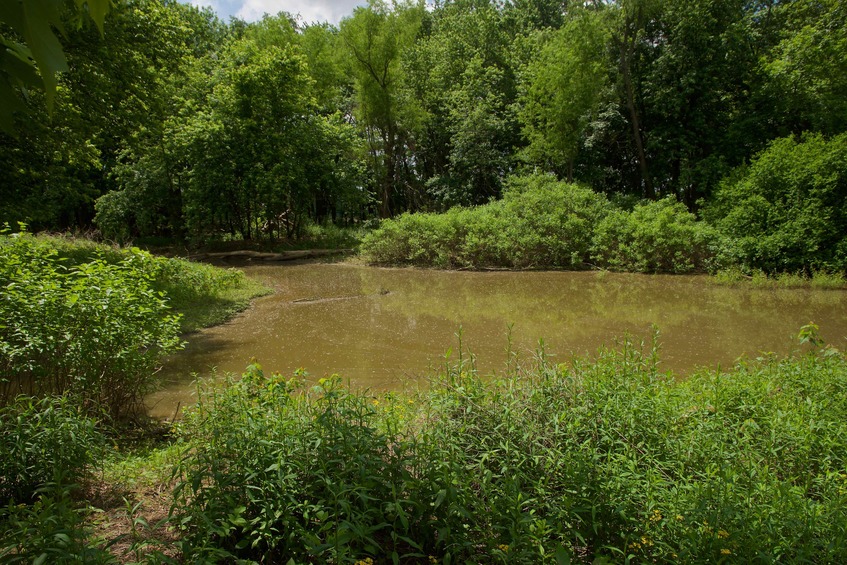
186, 0, 367, 25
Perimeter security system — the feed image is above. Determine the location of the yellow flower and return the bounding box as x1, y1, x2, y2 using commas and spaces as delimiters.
372, 399, 379, 406
717, 529, 729, 539
676, 514, 684, 521
497, 544, 509, 552
650, 509, 663, 522
721, 548, 732, 555
429, 556, 438, 564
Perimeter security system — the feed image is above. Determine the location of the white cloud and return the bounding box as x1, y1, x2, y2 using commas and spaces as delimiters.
236, 0, 366, 25
189, 0, 222, 13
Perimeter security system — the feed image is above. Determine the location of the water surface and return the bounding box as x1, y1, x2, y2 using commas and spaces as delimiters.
146, 263, 847, 418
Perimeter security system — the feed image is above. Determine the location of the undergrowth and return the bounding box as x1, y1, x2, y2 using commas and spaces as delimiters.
360, 175, 716, 273
168, 329, 847, 563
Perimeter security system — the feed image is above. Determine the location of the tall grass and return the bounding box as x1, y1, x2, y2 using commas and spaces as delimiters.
711, 267, 847, 289
0, 396, 114, 563
170, 333, 847, 563
0, 395, 104, 506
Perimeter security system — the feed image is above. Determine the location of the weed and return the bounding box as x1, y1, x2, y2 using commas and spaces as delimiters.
167, 333, 847, 563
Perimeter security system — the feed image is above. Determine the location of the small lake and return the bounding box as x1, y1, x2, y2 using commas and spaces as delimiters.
145, 263, 847, 418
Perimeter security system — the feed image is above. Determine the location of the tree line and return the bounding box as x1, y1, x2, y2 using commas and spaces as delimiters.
1, 0, 844, 245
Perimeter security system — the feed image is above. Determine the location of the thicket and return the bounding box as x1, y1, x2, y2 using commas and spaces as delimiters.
5, 0, 845, 247
363, 132, 847, 276
705, 132, 847, 273
361, 175, 716, 273
0, 395, 116, 563
0, 232, 263, 417
169, 335, 847, 563
0, 232, 183, 418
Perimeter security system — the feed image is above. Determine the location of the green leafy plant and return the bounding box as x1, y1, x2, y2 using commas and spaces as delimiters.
591, 196, 717, 273
0, 483, 116, 564
167, 335, 847, 563
0, 231, 184, 418
706, 132, 847, 273
0, 395, 104, 506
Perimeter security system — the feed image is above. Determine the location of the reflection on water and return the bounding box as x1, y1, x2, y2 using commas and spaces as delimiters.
145, 263, 847, 418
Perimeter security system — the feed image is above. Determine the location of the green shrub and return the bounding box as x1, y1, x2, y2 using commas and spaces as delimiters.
0, 232, 184, 418
706, 132, 847, 272
361, 174, 610, 269
0, 483, 116, 564
591, 196, 717, 273
168, 338, 847, 563
499, 174, 609, 268
0, 395, 104, 505
172, 366, 432, 563
93, 190, 134, 243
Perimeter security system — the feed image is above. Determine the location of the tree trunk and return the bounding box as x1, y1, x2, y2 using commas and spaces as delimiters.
618, 8, 654, 199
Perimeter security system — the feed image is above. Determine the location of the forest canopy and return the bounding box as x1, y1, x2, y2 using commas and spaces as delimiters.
1, 0, 845, 271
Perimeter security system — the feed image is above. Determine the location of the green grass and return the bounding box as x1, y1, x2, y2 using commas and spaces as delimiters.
711, 267, 847, 289
151, 257, 271, 333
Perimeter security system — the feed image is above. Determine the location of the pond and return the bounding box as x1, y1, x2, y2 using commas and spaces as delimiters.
145, 263, 847, 418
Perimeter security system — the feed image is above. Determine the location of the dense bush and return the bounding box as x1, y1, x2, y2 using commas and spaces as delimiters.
0, 395, 104, 505
362, 174, 725, 273
0, 232, 184, 418
171, 337, 847, 563
591, 196, 718, 273
172, 366, 431, 563
706, 132, 847, 272
361, 174, 610, 269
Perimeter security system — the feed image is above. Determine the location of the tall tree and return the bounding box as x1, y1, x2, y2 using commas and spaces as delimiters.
518, 9, 610, 181
612, 0, 661, 199
403, 0, 518, 208
340, 0, 423, 217
762, 0, 847, 136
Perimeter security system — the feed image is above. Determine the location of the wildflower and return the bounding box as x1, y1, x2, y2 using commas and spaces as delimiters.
429, 556, 438, 564
650, 509, 663, 522
372, 399, 379, 406
354, 559, 374, 565
497, 544, 509, 552
675, 514, 684, 521
717, 529, 729, 539
721, 548, 732, 555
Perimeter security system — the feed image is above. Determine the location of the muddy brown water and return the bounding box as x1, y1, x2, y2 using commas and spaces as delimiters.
145, 263, 847, 418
